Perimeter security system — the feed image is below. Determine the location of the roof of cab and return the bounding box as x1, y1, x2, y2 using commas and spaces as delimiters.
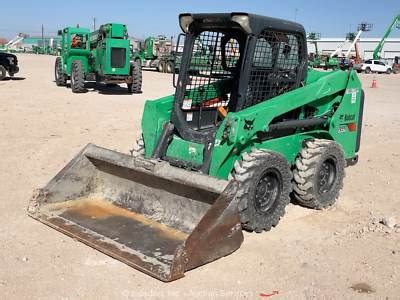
179, 12, 306, 36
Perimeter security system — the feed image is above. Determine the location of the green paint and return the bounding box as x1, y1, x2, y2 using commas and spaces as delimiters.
58, 23, 131, 80
141, 69, 363, 180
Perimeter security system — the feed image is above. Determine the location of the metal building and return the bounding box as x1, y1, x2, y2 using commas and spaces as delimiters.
307, 38, 400, 61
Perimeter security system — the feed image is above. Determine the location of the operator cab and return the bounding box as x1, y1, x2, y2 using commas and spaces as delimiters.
172, 13, 307, 144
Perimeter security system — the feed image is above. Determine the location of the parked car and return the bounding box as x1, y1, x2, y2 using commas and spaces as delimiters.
354, 59, 392, 74
0, 52, 19, 80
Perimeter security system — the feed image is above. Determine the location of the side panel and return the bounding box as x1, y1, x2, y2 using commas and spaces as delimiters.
103, 38, 130, 76
209, 70, 362, 179
142, 95, 175, 158
329, 72, 363, 158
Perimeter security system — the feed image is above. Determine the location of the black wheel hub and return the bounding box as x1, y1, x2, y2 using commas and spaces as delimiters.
254, 170, 281, 213
317, 157, 337, 194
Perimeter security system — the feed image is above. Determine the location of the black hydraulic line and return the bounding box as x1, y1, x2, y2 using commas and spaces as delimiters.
151, 122, 175, 159
267, 117, 327, 132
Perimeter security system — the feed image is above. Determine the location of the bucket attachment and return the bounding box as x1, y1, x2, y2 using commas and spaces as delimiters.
28, 144, 243, 282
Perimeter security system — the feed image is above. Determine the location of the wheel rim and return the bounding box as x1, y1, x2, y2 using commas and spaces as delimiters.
317, 157, 337, 194
254, 169, 281, 213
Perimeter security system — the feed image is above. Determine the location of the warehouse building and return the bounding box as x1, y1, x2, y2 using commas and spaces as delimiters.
307, 38, 400, 61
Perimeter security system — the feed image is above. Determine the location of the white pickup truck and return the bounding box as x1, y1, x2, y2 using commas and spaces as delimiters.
354, 59, 392, 74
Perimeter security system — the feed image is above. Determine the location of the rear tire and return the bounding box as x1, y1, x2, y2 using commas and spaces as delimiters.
386, 68, 392, 74
0, 65, 6, 80
365, 67, 371, 74
233, 149, 292, 233
157, 62, 164, 73
70, 60, 86, 93
293, 139, 346, 209
127, 60, 142, 94
166, 62, 173, 73
55, 57, 66, 86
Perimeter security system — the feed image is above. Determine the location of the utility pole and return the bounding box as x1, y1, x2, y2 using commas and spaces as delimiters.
41, 24, 44, 47
93, 17, 96, 31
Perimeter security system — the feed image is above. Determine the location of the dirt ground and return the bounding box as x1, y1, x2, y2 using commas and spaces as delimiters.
0, 54, 399, 299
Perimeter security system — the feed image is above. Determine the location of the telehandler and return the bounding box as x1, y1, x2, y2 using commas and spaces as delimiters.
55, 23, 142, 93
29, 13, 364, 282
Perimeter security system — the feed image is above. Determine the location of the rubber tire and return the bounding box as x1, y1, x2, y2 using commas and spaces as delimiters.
130, 134, 145, 157
55, 57, 66, 86
70, 60, 86, 93
157, 62, 164, 73
128, 60, 142, 94
0, 65, 6, 80
293, 139, 346, 209
166, 62, 173, 73
233, 149, 292, 233
386, 68, 392, 74
365, 67, 371, 74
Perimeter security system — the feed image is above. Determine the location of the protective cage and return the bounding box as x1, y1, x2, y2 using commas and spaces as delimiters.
244, 31, 304, 108
180, 30, 242, 131
176, 27, 306, 133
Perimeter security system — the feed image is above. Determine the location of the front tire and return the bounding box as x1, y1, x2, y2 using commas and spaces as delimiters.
0, 65, 6, 80
127, 60, 142, 94
386, 68, 392, 74
293, 139, 346, 209
364, 67, 371, 74
55, 57, 66, 86
233, 149, 292, 233
70, 60, 86, 93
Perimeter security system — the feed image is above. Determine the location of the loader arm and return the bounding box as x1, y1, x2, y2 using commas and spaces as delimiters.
209, 69, 363, 178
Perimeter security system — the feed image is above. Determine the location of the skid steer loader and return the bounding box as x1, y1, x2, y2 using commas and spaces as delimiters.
28, 13, 364, 282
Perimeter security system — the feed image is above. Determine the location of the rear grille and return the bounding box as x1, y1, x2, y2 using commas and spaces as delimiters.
111, 47, 126, 68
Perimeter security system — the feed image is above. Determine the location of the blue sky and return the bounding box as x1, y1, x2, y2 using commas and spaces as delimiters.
1, 0, 399, 39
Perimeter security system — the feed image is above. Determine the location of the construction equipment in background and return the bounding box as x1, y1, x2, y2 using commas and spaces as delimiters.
132, 35, 176, 73
345, 23, 373, 65
55, 23, 142, 93
325, 22, 372, 70
307, 32, 322, 68
3, 33, 27, 53
29, 13, 364, 282
32, 39, 60, 56
373, 14, 400, 60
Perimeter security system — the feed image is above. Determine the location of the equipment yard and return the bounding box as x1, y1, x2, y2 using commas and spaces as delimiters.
0, 53, 399, 299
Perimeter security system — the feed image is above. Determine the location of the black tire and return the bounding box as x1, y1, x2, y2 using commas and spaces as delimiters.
166, 62, 173, 73
70, 60, 86, 93
365, 67, 371, 74
55, 57, 66, 86
128, 60, 142, 94
0, 65, 6, 80
293, 139, 346, 209
129, 134, 145, 157
386, 68, 392, 74
157, 61, 164, 73
233, 149, 292, 233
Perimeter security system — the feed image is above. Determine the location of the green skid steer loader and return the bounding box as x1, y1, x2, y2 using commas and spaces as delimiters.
29, 13, 364, 282
55, 24, 142, 94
